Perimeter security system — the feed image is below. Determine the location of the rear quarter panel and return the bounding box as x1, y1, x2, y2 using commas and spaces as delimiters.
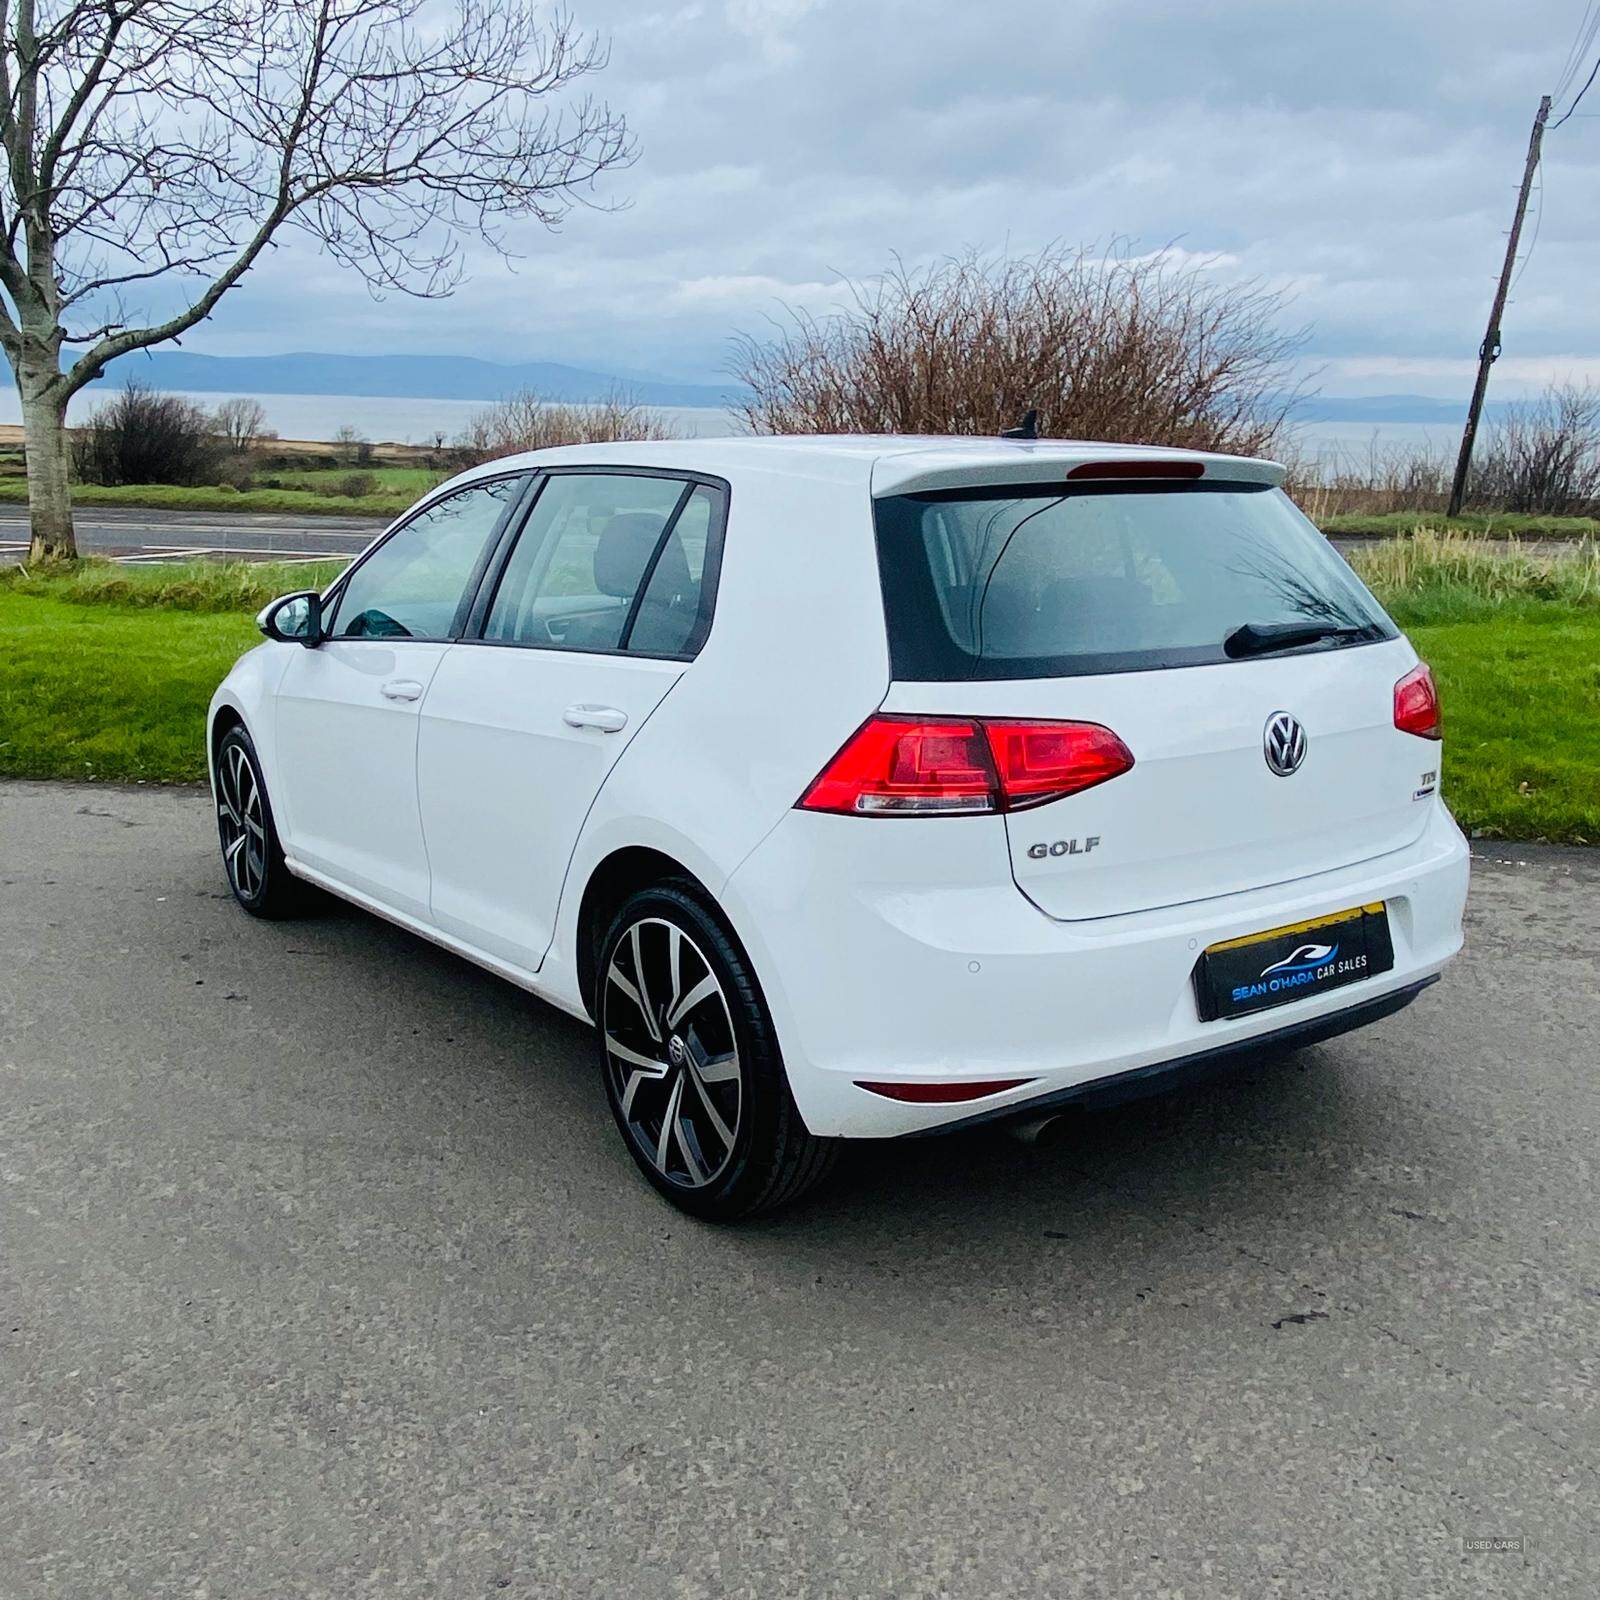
544, 457, 892, 1008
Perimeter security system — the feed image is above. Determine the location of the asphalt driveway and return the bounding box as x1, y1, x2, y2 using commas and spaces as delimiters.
2, 781, 1596, 1597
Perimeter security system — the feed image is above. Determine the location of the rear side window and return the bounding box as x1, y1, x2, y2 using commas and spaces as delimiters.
484, 473, 688, 652
873, 481, 1396, 680
627, 485, 719, 656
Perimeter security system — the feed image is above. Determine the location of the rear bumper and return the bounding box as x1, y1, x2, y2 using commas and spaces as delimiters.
721, 799, 1469, 1137
909, 975, 1438, 1137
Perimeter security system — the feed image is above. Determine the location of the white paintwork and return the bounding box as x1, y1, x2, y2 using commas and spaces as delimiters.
416, 644, 685, 970
209, 433, 1469, 1140
886, 636, 1434, 922
273, 639, 451, 921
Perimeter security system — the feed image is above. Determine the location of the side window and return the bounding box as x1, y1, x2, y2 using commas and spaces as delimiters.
484, 473, 688, 652
329, 478, 522, 641
626, 485, 718, 656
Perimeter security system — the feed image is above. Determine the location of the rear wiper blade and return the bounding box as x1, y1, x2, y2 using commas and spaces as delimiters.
1223, 620, 1373, 659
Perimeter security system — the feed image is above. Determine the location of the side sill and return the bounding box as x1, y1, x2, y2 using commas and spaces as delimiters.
283, 856, 593, 1024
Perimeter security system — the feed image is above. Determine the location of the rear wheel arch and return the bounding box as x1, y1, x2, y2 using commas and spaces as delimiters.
575, 846, 721, 1018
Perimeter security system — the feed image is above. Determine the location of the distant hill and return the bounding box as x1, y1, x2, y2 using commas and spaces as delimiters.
89, 350, 741, 410
80, 353, 1507, 429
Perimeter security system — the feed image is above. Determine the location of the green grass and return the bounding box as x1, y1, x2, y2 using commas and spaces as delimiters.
0, 479, 414, 517
1322, 509, 1600, 541
1348, 530, 1600, 624
270, 465, 445, 495
1404, 610, 1599, 843
0, 590, 258, 782
1344, 534, 1600, 841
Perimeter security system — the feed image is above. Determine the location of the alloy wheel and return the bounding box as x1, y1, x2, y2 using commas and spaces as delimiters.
217, 741, 267, 901
602, 916, 743, 1189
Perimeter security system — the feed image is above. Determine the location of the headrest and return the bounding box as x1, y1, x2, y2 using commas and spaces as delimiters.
593, 511, 691, 600
594, 513, 667, 597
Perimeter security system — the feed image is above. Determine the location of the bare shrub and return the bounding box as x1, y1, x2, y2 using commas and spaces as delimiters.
331, 472, 378, 499
457, 390, 677, 465
211, 398, 269, 455
1282, 437, 1452, 520
213, 455, 257, 491
732, 245, 1303, 454
71, 381, 221, 485
1470, 385, 1600, 515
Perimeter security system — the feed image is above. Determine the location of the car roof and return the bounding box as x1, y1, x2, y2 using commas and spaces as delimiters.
448, 433, 1287, 499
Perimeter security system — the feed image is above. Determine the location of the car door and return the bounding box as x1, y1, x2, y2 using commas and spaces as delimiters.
273, 475, 530, 921
416, 470, 726, 972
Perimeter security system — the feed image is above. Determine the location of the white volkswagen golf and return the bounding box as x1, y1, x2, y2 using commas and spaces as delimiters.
209, 435, 1469, 1218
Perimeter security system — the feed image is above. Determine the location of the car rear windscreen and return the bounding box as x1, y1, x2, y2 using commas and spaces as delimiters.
872, 480, 1396, 680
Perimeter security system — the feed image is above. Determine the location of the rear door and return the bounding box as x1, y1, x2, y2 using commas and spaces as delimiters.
416, 471, 725, 971
273, 475, 527, 919
872, 478, 1435, 921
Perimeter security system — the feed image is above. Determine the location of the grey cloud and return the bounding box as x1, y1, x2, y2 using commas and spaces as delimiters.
205, 0, 1598, 396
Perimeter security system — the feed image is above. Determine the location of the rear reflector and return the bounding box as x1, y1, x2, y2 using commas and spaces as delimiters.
1066, 458, 1205, 481
798, 715, 1134, 816
856, 1078, 1034, 1103
1393, 662, 1442, 739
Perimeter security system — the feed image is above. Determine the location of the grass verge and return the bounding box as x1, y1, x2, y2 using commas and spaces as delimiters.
2, 557, 347, 613
0, 478, 413, 518
0, 591, 257, 782
1323, 509, 1600, 541
1402, 610, 1599, 844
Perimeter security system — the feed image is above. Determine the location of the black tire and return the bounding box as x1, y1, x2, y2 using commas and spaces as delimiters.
214, 725, 311, 919
597, 882, 837, 1221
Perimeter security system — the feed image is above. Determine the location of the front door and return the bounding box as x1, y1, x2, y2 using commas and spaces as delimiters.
417, 473, 723, 971
273, 476, 527, 920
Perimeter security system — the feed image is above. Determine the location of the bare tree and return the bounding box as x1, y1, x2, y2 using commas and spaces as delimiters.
330, 423, 367, 466
210, 396, 268, 455
0, 2, 632, 561
734, 245, 1304, 456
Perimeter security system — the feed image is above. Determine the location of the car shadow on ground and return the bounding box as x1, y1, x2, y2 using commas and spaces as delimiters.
295, 890, 1385, 1275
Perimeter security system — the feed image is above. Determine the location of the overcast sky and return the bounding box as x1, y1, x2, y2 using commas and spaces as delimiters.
197, 0, 1600, 399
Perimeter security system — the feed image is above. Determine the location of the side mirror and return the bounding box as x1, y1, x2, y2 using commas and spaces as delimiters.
257, 590, 324, 647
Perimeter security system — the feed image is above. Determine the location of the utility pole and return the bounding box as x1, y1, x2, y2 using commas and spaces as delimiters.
1447, 94, 1552, 517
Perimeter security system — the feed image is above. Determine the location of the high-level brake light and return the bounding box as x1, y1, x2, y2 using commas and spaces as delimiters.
798, 715, 1134, 817
1065, 459, 1205, 481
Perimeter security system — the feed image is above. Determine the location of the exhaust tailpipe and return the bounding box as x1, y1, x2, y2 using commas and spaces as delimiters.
1007, 1111, 1074, 1150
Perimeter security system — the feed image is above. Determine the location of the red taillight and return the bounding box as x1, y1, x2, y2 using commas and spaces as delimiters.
983, 720, 1135, 809
798, 715, 1134, 816
1394, 663, 1442, 740
799, 717, 998, 815
856, 1078, 1035, 1103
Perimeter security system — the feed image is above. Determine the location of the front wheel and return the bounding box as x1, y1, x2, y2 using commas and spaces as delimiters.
214, 725, 310, 919
597, 884, 836, 1220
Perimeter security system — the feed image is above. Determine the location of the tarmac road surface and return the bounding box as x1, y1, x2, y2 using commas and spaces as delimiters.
1, 780, 1596, 1597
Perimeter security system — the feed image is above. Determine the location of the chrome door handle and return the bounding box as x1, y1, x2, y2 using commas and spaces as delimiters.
563, 703, 628, 733
380, 678, 425, 702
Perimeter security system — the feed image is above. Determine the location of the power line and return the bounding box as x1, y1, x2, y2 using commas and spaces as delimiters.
1551, 53, 1600, 127
1554, 2, 1600, 100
